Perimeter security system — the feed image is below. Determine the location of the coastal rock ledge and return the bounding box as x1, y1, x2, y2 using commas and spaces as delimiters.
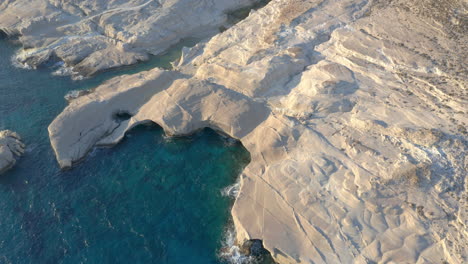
0, 0, 259, 77
2, 0, 467, 263
0, 130, 25, 174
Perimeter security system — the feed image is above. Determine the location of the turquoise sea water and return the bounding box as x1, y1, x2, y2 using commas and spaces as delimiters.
0, 39, 257, 263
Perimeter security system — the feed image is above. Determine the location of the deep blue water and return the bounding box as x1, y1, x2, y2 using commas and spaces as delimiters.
0, 39, 252, 263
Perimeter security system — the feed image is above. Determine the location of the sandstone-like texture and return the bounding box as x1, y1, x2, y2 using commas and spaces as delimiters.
10, 0, 468, 263
0, 0, 258, 78
0, 130, 25, 174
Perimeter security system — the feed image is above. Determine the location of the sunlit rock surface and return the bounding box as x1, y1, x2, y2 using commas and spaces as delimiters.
4, 0, 468, 263
0, 130, 25, 174
0, 0, 258, 77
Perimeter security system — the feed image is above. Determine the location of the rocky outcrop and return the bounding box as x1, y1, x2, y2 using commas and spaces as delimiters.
7, 0, 467, 263
0, 0, 259, 78
0, 130, 25, 174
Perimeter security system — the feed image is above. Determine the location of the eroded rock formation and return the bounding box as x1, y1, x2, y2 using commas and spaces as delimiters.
0, 130, 25, 174
3, 0, 468, 263
0, 0, 259, 77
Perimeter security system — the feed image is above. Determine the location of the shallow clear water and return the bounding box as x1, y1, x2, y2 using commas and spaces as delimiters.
0, 39, 254, 263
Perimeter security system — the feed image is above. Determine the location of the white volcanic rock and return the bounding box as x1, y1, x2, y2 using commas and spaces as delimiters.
0, 0, 259, 77
45, 0, 468, 263
0, 130, 25, 174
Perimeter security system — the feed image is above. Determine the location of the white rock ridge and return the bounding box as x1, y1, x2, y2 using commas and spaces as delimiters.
0, 130, 25, 174
9, 0, 468, 263
0, 0, 259, 77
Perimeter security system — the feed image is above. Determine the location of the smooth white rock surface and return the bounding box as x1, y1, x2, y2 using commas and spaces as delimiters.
5, 0, 468, 263
0, 0, 258, 77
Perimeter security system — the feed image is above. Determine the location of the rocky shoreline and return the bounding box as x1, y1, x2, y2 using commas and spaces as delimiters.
2, 0, 467, 263
0, 0, 259, 76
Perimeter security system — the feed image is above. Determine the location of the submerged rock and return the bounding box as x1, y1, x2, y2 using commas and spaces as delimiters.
0, 130, 25, 174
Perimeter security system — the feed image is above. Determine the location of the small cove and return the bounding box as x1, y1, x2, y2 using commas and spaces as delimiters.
0, 39, 272, 263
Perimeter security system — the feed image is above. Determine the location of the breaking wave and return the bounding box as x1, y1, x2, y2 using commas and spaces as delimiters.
51, 62, 85, 80
221, 182, 240, 198
218, 226, 257, 264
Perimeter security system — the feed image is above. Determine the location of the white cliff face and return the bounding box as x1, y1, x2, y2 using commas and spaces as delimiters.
0, 0, 258, 77
0, 130, 25, 174
5, 0, 468, 263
